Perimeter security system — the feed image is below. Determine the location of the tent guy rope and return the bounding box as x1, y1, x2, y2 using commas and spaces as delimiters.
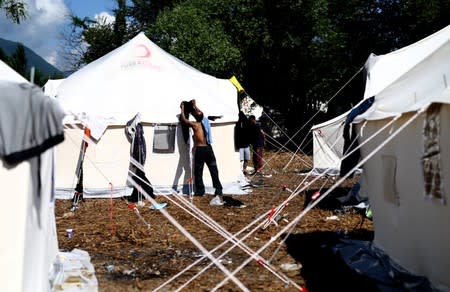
211, 108, 425, 291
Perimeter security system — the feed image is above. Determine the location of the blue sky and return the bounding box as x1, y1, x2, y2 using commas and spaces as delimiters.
65, 0, 116, 19
0, 0, 118, 70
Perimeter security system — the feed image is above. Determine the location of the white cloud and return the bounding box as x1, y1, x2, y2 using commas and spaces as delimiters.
94, 11, 115, 25
0, 0, 69, 69
44, 50, 58, 67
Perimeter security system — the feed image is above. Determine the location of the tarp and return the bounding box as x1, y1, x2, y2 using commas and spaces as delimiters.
333, 240, 435, 291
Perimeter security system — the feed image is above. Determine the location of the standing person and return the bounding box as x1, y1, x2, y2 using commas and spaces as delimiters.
235, 111, 251, 174
249, 115, 266, 174
179, 99, 224, 205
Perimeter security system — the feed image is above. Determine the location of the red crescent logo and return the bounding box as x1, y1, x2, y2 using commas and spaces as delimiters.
135, 44, 151, 58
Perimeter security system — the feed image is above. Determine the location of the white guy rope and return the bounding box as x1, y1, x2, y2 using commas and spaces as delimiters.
197, 113, 398, 288
169, 195, 299, 291
62, 121, 248, 289
152, 207, 273, 291
265, 133, 312, 168
276, 66, 364, 170
126, 157, 297, 288
126, 162, 297, 289
211, 108, 425, 291
126, 174, 250, 291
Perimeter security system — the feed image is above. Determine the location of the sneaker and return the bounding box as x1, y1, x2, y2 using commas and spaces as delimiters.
210, 195, 224, 206
150, 202, 167, 210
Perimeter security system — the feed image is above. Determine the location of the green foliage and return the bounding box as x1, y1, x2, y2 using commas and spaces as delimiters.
113, 0, 127, 47
72, 15, 116, 65
63, 0, 450, 148
148, 1, 242, 78
399, 0, 450, 44
127, 0, 178, 34
32, 69, 64, 87
9, 43, 27, 77
0, 0, 27, 24
0, 44, 63, 86
0, 47, 9, 62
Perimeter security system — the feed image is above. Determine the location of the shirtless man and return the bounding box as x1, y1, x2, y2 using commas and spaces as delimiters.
180, 100, 223, 201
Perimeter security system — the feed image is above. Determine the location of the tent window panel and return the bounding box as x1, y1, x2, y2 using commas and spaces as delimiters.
422, 104, 445, 204
382, 155, 399, 205
153, 125, 176, 154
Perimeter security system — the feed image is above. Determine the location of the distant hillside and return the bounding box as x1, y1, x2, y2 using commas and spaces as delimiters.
0, 37, 63, 77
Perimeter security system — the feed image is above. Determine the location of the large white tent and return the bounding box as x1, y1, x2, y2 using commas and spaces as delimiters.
352, 24, 450, 290
0, 60, 64, 291
55, 32, 243, 197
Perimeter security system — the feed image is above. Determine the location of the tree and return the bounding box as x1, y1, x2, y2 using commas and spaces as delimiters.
59, 0, 450, 148
398, 0, 450, 45
81, 18, 117, 64
0, 47, 9, 63
148, 0, 242, 77
0, 0, 27, 23
113, 0, 127, 47
34, 70, 64, 87
61, 0, 134, 70
59, 16, 92, 70
9, 43, 27, 77
60, 14, 116, 69
60, 0, 178, 70
127, 0, 177, 35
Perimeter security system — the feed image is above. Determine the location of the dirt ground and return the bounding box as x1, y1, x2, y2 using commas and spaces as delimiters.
55, 152, 374, 291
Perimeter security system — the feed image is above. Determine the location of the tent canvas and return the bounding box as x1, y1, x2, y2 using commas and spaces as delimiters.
43, 78, 65, 98
0, 59, 28, 83
55, 32, 244, 197
0, 149, 58, 292
310, 111, 348, 174
353, 24, 450, 290
0, 60, 64, 292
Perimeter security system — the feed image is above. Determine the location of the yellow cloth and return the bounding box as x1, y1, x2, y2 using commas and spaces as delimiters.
229, 76, 245, 93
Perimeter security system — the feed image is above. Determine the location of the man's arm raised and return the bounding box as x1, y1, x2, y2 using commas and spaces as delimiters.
180, 102, 195, 127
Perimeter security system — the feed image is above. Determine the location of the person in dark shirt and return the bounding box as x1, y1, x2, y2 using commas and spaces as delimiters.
249, 115, 266, 174
235, 111, 251, 174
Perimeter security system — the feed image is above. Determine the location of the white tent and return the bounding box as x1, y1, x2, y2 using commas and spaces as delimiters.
55, 32, 244, 197
0, 59, 28, 83
353, 25, 450, 290
310, 111, 348, 174
0, 61, 64, 291
43, 78, 65, 98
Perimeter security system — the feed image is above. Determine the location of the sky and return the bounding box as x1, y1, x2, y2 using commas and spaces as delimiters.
0, 0, 117, 70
